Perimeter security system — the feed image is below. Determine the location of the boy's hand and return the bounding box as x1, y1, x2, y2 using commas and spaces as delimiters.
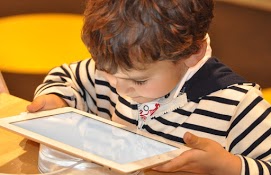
27, 94, 68, 112
152, 132, 241, 175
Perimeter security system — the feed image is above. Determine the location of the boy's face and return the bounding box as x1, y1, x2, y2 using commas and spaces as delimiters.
106, 60, 189, 103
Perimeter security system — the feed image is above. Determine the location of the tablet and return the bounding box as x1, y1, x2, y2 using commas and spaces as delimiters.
0, 107, 189, 173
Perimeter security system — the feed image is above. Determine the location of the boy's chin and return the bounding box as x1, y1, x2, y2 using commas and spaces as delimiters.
131, 96, 156, 104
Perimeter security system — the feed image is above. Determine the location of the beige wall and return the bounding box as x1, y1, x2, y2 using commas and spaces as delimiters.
0, 0, 85, 17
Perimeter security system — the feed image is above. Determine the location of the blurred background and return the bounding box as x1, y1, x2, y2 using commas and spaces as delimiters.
0, 0, 271, 101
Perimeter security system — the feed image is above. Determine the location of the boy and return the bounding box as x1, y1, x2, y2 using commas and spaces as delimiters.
27, 0, 271, 174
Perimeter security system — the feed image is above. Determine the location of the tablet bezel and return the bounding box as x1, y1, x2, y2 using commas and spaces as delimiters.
0, 107, 189, 174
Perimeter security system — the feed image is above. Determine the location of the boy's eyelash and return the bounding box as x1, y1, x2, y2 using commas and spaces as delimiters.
133, 80, 147, 85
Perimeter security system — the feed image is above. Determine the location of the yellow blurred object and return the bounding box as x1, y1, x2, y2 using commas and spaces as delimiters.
262, 88, 271, 104
0, 13, 90, 74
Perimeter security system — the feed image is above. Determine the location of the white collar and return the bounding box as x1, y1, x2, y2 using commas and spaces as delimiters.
172, 34, 212, 98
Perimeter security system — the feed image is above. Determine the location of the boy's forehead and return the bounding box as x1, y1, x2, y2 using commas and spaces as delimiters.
113, 68, 150, 80
113, 60, 155, 78
113, 60, 176, 79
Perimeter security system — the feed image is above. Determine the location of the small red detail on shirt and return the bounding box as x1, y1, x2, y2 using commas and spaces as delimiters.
139, 103, 160, 121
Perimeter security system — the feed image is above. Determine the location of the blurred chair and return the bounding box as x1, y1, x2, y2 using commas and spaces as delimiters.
0, 13, 90, 100
0, 0, 88, 101
262, 88, 271, 104
0, 72, 9, 94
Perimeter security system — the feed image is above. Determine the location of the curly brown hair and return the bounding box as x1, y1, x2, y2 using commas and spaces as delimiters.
82, 0, 214, 73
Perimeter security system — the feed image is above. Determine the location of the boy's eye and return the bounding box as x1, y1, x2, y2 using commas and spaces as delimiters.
133, 80, 147, 86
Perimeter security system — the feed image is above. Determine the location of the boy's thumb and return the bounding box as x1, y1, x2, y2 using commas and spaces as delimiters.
183, 132, 208, 150
26, 97, 45, 112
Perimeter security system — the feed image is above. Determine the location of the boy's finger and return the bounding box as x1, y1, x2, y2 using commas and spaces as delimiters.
26, 96, 46, 112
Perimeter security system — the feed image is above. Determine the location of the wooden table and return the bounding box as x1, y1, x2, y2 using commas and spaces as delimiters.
0, 93, 40, 174
0, 93, 202, 175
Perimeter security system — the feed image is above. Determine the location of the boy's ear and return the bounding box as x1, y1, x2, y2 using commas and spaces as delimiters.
183, 40, 207, 68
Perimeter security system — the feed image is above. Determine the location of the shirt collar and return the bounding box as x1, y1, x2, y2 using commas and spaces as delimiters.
172, 34, 212, 99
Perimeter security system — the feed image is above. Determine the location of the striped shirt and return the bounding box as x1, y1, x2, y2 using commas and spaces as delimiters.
35, 57, 271, 175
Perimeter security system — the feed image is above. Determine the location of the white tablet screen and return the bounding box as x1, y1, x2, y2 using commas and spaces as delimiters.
12, 112, 177, 164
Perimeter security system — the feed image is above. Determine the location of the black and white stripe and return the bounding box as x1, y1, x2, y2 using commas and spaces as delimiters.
35, 57, 271, 174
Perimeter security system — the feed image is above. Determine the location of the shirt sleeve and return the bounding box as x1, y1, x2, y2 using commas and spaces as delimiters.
228, 86, 271, 175
34, 58, 98, 113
